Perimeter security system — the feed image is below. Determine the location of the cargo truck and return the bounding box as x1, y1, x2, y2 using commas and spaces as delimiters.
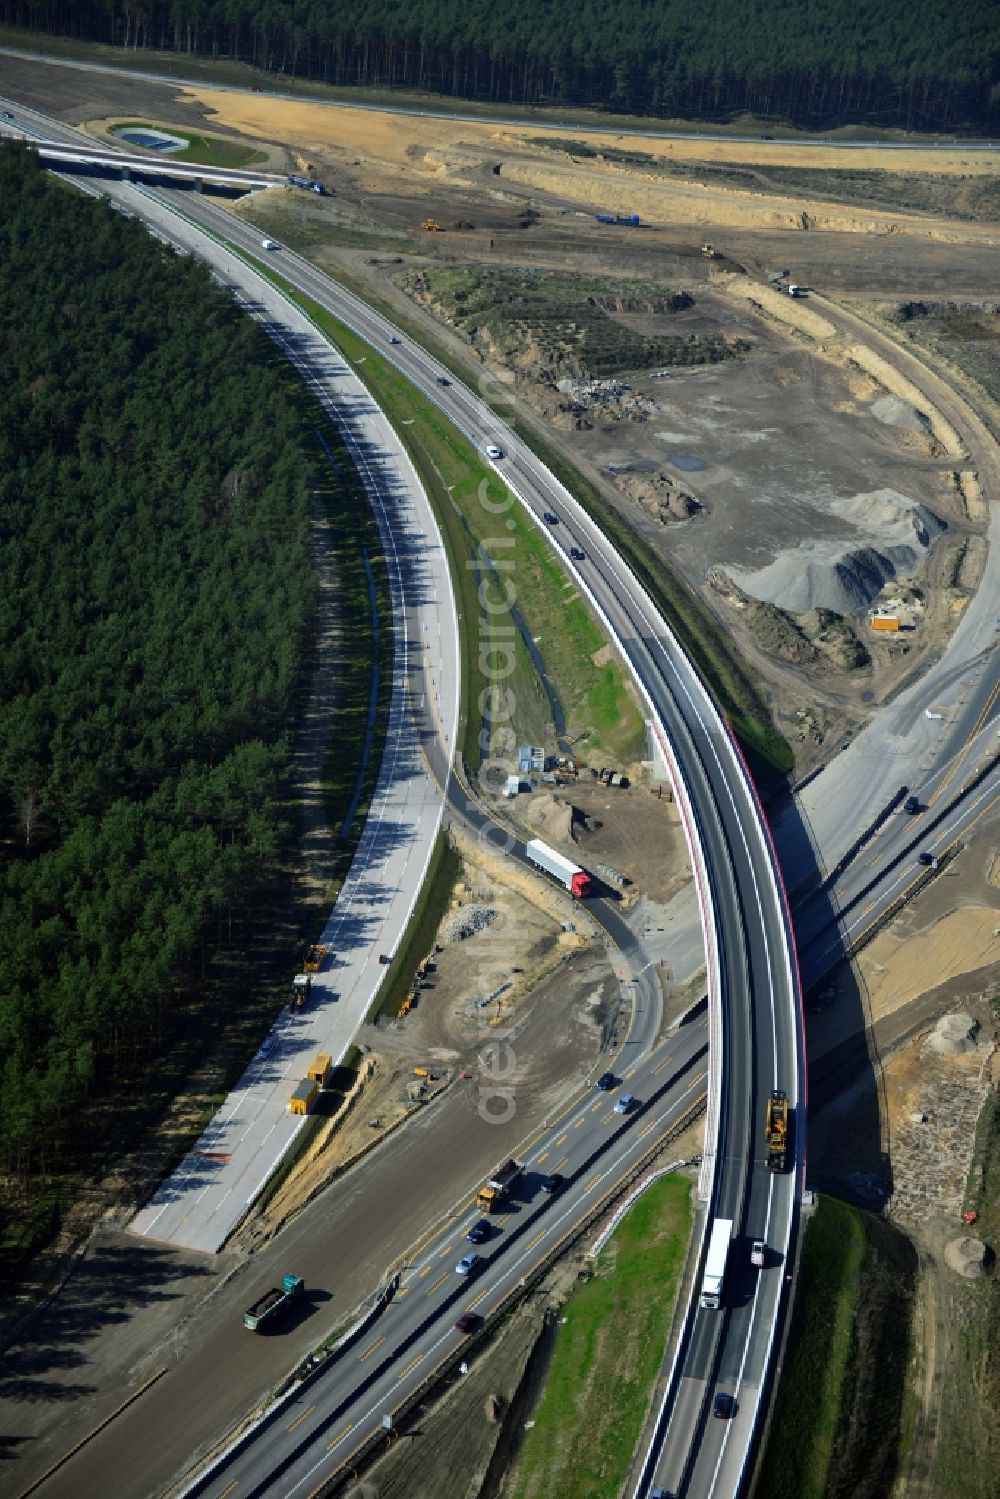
290, 973, 312, 1008
765, 1090, 788, 1172
524, 839, 592, 898
243, 1273, 304, 1331
700, 1217, 734, 1309
476, 1158, 522, 1212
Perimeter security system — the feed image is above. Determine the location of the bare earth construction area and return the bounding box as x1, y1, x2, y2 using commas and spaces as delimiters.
2, 46, 999, 1499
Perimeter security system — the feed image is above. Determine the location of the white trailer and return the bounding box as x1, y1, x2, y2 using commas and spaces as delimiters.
524, 839, 593, 898
700, 1217, 734, 1309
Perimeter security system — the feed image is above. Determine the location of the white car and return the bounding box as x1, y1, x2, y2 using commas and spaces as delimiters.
261, 238, 279, 250
485, 444, 504, 460
613, 1093, 635, 1115
751, 1239, 765, 1267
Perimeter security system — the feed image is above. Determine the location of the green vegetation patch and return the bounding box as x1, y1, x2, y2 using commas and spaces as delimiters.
0, 143, 314, 1195
399, 266, 746, 380
115, 121, 267, 168
755, 1196, 916, 1499
510, 1173, 692, 1499
264, 275, 647, 768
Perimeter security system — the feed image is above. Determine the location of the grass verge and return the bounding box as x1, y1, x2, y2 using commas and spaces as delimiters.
113, 120, 267, 167
266, 272, 648, 771
370, 836, 460, 1020
755, 1196, 916, 1499
509, 1173, 692, 1499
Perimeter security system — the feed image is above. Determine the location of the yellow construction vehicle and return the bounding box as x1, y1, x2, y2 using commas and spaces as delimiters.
421, 218, 444, 231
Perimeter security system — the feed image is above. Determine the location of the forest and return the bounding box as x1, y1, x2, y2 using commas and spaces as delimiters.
1, 0, 997, 131
0, 144, 315, 1178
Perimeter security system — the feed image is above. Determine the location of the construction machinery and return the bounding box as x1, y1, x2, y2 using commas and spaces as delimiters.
303, 944, 328, 973
476, 1159, 522, 1212
243, 1273, 304, 1331
421, 218, 444, 231
765, 1089, 789, 1172
701, 243, 721, 258
290, 973, 312, 1009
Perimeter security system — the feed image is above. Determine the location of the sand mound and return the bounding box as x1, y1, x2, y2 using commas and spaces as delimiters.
724, 487, 943, 615
944, 1236, 990, 1279
924, 1012, 981, 1056
524, 792, 574, 845
871, 394, 931, 432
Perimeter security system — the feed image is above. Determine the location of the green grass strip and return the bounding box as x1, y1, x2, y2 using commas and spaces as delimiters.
510, 1173, 692, 1499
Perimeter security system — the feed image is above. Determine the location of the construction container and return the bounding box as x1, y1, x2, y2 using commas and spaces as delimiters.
307, 1053, 332, 1087
871, 614, 901, 633
288, 1079, 319, 1116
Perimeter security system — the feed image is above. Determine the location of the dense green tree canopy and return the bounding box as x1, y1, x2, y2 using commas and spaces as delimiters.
3, 0, 997, 130
0, 144, 315, 1172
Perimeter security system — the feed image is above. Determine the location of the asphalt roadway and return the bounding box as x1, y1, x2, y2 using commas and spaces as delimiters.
15, 158, 798, 1497
184, 1025, 710, 1498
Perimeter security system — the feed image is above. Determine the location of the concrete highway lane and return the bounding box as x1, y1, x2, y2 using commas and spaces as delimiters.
7, 107, 799, 1499
185, 1028, 709, 1497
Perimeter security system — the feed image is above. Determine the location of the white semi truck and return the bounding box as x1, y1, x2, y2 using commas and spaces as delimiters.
700, 1217, 734, 1309
524, 838, 593, 898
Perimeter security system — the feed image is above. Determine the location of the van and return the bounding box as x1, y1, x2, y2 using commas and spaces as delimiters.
261, 238, 279, 250
485, 444, 503, 460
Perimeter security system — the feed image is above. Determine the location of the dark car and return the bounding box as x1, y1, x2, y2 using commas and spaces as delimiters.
570, 547, 586, 561
540, 1173, 563, 1194
454, 1312, 480, 1334
903, 795, 920, 814
596, 1071, 616, 1091
543, 512, 558, 524
918, 851, 939, 869
436, 375, 451, 385
466, 1218, 491, 1244
712, 1390, 737, 1419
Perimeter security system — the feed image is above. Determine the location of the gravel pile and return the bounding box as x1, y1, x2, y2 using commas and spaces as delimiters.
870, 394, 931, 432
443, 905, 499, 943
725, 487, 944, 616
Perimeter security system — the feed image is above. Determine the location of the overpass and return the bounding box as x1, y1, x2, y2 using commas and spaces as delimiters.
24, 138, 282, 191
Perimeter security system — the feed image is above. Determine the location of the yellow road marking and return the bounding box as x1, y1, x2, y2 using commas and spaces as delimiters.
653, 1055, 673, 1075
426, 1273, 448, 1296
524, 1231, 545, 1252
396, 1355, 423, 1382
287, 1404, 315, 1434
535, 1150, 549, 1164
326, 1423, 353, 1452
554, 1133, 568, 1145
359, 1336, 385, 1362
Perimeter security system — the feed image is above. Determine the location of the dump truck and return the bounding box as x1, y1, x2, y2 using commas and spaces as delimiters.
303, 944, 328, 973
476, 1158, 522, 1212
289, 1078, 319, 1116
700, 1217, 733, 1309
308, 1053, 332, 1087
765, 1090, 788, 1172
243, 1273, 304, 1331
524, 839, 592, 898
290, 973, 312, 1009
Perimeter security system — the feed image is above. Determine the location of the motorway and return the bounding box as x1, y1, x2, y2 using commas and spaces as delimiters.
5, 99, 802, 1499
134, 188, 802, 1498
186, 1025, 710, 1497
